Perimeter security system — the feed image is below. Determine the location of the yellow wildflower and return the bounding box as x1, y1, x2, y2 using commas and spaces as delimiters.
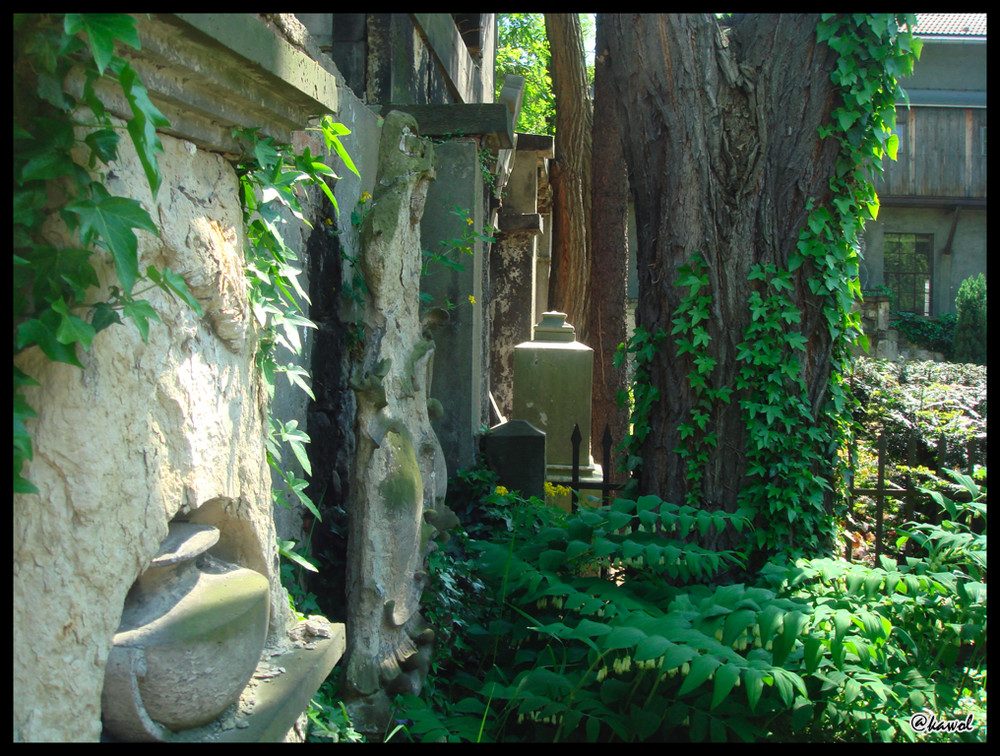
468, 295, 476, 305
466, 216, 474, 226
360, 191, 371, 203
494, 485, 509, 496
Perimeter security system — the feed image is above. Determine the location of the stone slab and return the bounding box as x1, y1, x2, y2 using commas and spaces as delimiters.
168, 619, 346, 742
480, 420, 546, 500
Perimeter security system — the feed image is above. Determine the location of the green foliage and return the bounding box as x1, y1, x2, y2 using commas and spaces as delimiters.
393, 17, 975, 743
890, 311, 956, 356
763, 469, 986, 742
232, 117, 359, 523
397, 469, 986, 742
847, 358, 986, 470
670, 252, 731, 507
307, 679, 367, 742
496, 14, 554, 135
614, 325, 667, 486
725, 14, 921, 560
734, 258, 840, 559
495, 13, 595, 137
610, 16, 921, 564
842, 357, 986, 565
419, 206, 496, 311
950, 274, 987, 365
14, 13, 202, 493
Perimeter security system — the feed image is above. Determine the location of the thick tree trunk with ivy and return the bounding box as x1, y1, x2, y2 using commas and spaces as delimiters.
603, 13, 850, 563
544, 13, 593, 339
586, 14, 630, 486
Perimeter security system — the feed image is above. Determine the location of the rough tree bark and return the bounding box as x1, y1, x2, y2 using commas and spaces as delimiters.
602, 13, 844, 552
544, 13, 593, 340
586, 14, 630, 485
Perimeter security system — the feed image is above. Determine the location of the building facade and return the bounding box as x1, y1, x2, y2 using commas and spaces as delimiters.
862, 14, 987, 316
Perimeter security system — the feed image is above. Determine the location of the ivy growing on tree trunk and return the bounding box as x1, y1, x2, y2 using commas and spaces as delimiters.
602, 13, 921, 568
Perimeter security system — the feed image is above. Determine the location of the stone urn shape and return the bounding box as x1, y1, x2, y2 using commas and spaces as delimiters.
101, 522, 270, 741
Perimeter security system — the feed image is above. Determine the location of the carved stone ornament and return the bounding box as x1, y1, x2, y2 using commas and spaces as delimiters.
343, 111, 453, 733
100, 522, 270, 741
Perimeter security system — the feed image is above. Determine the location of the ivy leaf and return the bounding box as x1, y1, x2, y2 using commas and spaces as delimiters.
145, 266, 204, 315
64, 13, 141, 76
84, 128, 121, 165
276, 418, 312, 476
278, 539, 319, 573
111, 59, 170, 198
16, 312, 83, 367
315, 117, 361, 178
277, 363, 315, 400
65, 184, 158, 294
122, 298, 160, 342
90, 302, 123, 333
51, 297, 96, 351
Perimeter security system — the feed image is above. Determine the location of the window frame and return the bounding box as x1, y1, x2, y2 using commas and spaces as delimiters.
883, 232, 934, 316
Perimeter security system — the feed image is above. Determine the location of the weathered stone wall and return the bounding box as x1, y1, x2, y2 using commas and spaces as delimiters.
13, 13, 498, 743
13, 126, 284, 742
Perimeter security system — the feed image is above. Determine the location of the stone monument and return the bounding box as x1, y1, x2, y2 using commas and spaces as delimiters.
512, 312, 601, 487
342, 111, 455, 734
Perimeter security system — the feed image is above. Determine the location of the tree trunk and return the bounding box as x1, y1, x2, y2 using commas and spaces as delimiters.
544, 13, 593, 340
587, 15, 630, 486
602, 13, 843, 556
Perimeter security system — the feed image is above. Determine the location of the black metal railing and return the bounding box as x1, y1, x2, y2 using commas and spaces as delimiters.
846, 430, 984, 560
554, 423, 984, 559
560, 423, 625, 508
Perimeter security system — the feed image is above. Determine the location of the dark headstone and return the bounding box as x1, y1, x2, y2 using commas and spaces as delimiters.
480, 420, 546, 500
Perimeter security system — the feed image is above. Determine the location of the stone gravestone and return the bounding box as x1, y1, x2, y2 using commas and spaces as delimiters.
342, 111, 454, 734
512, 312, 599, 483
480, 419, 546, 500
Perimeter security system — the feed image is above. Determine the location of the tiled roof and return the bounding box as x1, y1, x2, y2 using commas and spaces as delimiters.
911, 13, 987, 37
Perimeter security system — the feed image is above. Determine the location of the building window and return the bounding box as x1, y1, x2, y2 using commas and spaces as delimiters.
884, 233, 933, 316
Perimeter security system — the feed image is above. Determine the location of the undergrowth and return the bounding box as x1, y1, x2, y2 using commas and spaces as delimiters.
392, 466, 986, 742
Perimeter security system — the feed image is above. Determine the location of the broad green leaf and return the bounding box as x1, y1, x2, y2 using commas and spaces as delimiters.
743, 667, 765, 712
722, 609, 757, 646
65, 185, 157, 294
603, 625, 647, 651
710, 663, 741, 710
16, 313, 83, 367
843, 677, 862, 703
833, 609, 853, 641
51, 297, 96, 351
629, 704, 663, 741
661, 643, 697, 671
678, 654, 721, 697
112, 59, 170, 198
803, 635, 824, 674
634, 634, 672, 662
772, 669, 802, 708
570, 618, 612, 639
65, 13, 141, 75
122, 298, 160, 342
757, 604, 784, 643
